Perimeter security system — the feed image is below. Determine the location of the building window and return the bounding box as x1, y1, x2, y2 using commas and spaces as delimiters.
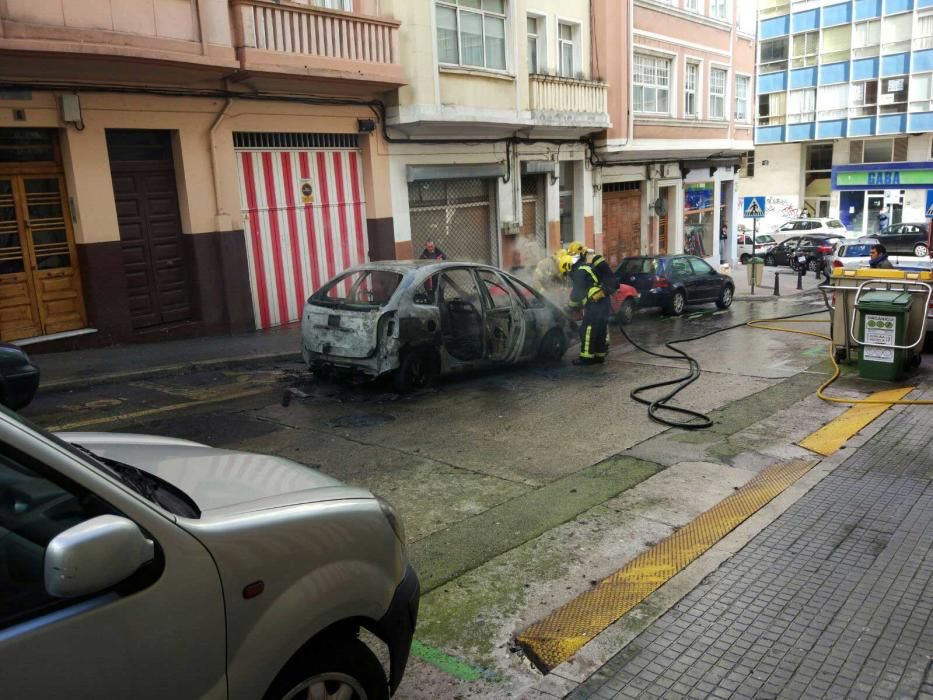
817, 83, 848, 121
850, 79, 878, 117
741, 150, 755, 178
685, 0, 698, 10
879, 76, 909, 114
709, 68, 726, 120
863, 138, 895, 163
758, 92, 787, 126
527, 15, 542, 74
685, 62, 699, 117
634, 54, 671, 114
709, 0, 727, 20
735, 75, 749, 121
558, 22, 578, 78
910, 72, 933, 112
759, 37, 789, 73
314, 0, 352, 9
881, 13, 912, 54
804, 143, 832, 219
788, 88, 816, 123
822, 25, 851, 64
436, 0, 507, 71
917, 14, 933, 51
791, 31, 819, 68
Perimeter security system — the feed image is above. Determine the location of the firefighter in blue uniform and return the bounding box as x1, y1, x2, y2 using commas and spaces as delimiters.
561, 253, 611, 365
567, 241, 615, 289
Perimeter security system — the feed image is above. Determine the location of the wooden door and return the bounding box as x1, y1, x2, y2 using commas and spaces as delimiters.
0, 175, 86, 341
602, 187, 642, 265
109, 132, 191, 330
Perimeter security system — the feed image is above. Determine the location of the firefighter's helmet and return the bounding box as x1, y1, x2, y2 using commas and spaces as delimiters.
567, 241, 586, 256
558, 254, 575, 275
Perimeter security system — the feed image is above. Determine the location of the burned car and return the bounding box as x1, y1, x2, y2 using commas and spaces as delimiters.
301, 261, 576, 392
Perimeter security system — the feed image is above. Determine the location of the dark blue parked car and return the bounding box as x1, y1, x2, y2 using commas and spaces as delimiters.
615, 255, 734, 316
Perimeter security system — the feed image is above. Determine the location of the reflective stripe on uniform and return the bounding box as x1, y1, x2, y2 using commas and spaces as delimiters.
582, 325, 593, 357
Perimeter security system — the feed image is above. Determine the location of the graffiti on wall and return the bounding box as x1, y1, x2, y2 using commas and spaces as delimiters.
735, 194, 800, 232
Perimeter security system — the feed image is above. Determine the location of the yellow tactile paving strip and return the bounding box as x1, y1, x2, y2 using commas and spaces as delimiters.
799, 387, 914, 456
516, 458, 820, 673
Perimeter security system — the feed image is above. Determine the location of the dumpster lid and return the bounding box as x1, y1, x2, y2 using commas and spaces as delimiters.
857, 290, 914, 308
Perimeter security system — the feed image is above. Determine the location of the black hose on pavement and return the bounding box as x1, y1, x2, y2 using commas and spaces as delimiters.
617, 309, 828, 430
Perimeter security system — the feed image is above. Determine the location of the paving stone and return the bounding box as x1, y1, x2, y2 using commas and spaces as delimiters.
571, 402, 933, 700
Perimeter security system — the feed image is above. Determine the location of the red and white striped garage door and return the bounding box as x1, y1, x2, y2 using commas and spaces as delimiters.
235, 132, 368, 329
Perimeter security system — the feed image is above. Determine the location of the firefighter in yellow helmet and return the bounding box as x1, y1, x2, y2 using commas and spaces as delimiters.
564, 252, 611, 365
567, 241, 615, 290
533, 248, 568, 291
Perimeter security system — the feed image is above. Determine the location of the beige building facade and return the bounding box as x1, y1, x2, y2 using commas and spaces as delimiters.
382, 0, 610, 269
0, 0, 403, 346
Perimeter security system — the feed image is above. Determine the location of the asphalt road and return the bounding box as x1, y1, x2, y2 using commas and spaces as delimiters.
22, 293, 843, 698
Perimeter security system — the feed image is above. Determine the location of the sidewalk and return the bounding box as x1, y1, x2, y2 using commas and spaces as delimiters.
558, 390, 933, 700
33, 323, 302, 390
726, 262, 826, 301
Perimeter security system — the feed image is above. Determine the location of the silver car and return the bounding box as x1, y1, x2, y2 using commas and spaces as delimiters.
0, 409, 418, 699
301, 261, 576, 392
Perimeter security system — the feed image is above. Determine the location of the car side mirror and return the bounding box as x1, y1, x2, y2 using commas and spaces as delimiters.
45, 515, 154, 598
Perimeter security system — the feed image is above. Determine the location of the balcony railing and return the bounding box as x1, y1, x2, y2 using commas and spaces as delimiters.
529, 74, 608, 116
231, 0, 400, 67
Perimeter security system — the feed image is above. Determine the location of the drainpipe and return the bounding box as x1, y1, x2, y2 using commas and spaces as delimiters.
210, 97, 233, 229
627, 0, 634, 146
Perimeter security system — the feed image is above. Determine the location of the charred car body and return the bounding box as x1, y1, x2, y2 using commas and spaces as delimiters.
301, 261, 576, 392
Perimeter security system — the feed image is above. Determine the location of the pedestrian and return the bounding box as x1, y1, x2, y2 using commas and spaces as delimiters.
562, 253, 611, 365
719, 223, 728, 262
869, 243, 893, 269
878, 211, 889, 231
419, 240, 446, 260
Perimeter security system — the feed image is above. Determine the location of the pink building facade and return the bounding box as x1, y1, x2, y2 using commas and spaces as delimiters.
593, 0, 756, 269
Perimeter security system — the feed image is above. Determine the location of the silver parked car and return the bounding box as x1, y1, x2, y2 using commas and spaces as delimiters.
301, 261, 577, 392
0, 409, 418, 699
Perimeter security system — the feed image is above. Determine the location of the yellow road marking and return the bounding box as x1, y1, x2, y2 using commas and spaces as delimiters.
45, 387, 270, 432
799, 387, 914, 457
515, 458, 819, 673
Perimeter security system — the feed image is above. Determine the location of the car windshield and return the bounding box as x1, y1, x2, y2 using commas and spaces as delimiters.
827, 220, 845, 228
757, 235, 775, 243
312, 270, 404, 309
617, 257, 661, 275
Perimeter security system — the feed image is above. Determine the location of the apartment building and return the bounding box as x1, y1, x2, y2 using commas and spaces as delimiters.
746, 0, 933, 235
383, 0, 610, 270
593, 0, 756, 268
0, 0, 404, 346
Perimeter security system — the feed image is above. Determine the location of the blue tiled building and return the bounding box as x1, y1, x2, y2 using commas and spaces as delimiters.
750, 0, 933, 235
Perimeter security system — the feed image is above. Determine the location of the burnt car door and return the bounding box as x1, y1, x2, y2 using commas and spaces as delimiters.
502, 275, 550, 359
476, 268, 524, 362
438, 268, 484, 362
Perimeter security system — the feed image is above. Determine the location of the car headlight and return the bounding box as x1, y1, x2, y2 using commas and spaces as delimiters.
377, 497, 407, 549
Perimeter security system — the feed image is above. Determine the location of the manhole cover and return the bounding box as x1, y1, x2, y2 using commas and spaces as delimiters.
330, 413, 396, 428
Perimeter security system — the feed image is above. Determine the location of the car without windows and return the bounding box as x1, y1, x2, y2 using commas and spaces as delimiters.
301, 261, 577, 393
615, 255, 734, 317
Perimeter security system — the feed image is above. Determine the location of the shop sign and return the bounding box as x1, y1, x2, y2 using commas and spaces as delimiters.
685, 183, 713, 211
833, 163, 933, 190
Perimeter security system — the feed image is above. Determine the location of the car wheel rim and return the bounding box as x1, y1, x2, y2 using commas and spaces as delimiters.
283, 673, 367, 700
808, 259, 818, 271
917, 245, 929, 257
622, 303, 633, 323
674, 294, 684, 313
723, 288, 732, 305
410, 357, 428, 387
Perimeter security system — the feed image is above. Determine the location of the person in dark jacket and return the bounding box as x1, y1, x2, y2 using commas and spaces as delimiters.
567, 241, 617, 290
563, 254, 611, 365
869, 243, 893, 269
419, 240, 447, 260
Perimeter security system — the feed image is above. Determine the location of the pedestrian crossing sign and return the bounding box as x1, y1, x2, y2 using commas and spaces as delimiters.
926, 189, 933, 218
743, 196, 765, 218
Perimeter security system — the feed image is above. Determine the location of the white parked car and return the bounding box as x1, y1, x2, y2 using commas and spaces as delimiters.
830, 237, 933, 272
772, 218, 848, 243
736, 232, 775, 264
0, 409, 419, 700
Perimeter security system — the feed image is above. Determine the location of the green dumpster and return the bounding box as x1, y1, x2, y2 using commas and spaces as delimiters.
856, 290, 913, 381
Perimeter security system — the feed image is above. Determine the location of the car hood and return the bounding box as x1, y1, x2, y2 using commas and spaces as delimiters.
58, 432, 371, 515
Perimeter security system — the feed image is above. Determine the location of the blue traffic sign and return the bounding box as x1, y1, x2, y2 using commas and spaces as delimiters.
926, 190, 933, 218
743, 196, 765, 219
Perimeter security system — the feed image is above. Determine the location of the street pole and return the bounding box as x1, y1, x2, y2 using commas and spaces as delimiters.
751, 217, 757, 296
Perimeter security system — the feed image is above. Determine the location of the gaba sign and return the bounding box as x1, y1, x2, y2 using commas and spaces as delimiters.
867, 171, 901, 185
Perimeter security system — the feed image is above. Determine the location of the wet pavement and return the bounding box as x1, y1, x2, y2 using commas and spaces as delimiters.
21, 288, 931, 699
564, 392, 933, 700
